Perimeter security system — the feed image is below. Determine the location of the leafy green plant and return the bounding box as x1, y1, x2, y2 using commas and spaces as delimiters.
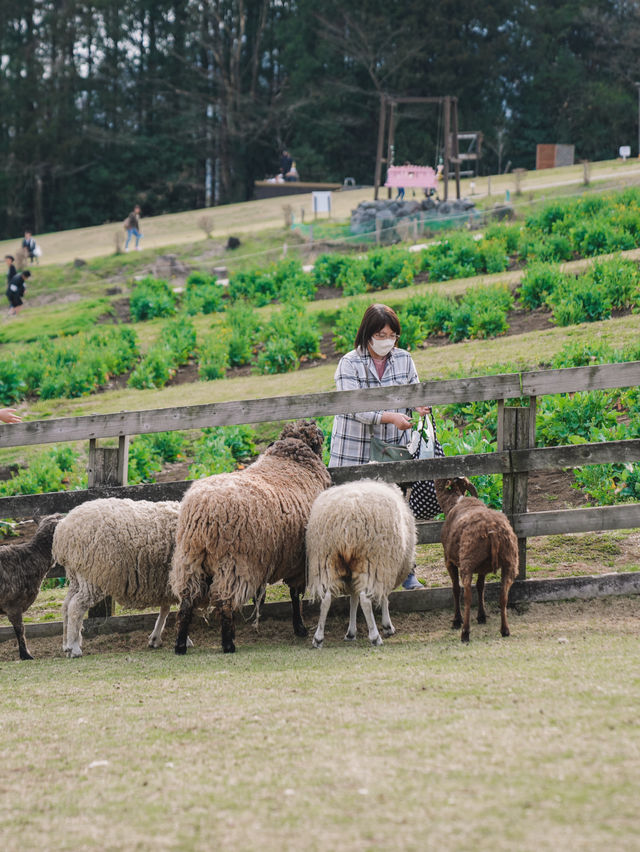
547, 276, 612, 326
183, 273, 224, 315
537, 391, 619, 445
313, 253, 351, 287
129, 277, 177, 321
333, 299, 368, 354
518, 263, 566, 310
256, 337, 299, 374
198, 328, 231, 380
188, 426, 258, 478
0, 446, 84, 496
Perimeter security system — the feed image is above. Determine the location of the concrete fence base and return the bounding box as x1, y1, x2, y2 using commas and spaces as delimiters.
2, 572, 640, 645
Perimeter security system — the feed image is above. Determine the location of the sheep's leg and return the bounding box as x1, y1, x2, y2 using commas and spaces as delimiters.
500, 572, 515, 637
174, 597, 195, 655
220, 601, 236, 654
7, 608, 32, 660
252, 585, 266, 628
476, 574, 487, 624
61, 577, 77, 652
288, 583, 308, 638
344, 594, 358, 641
66, 584, 101, 658
312, 591, 332, 649
461, 576, 472, 643
148, 604, 171, 649
447, 562, 462, 629
359, 592, 382, 647
380, 595, 396, 638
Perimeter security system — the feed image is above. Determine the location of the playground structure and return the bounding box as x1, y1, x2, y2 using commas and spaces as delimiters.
374, 94, 483, 201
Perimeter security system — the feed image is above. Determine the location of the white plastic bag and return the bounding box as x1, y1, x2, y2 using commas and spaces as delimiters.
408, 415, 435, 459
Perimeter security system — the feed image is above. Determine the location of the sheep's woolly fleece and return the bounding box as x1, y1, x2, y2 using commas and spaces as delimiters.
170, 422, 331, 610
0, 515, 61, 611
53, 498, 180, 608
306, 479, 417, 604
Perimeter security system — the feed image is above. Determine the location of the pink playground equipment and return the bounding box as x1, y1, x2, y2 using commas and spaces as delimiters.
384, 164, 438, 191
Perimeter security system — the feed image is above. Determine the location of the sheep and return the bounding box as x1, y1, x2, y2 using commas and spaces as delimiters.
54, 498, 181, 658
434, 477, 519, 643
306, 480, 417, 648
171, 419, 331, 654
0, 514, 62, 660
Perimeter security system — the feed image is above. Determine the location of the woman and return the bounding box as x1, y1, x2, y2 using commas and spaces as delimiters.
328, 303, 441, 589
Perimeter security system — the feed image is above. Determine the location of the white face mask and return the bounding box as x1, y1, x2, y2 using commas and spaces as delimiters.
369, 337, 396, 357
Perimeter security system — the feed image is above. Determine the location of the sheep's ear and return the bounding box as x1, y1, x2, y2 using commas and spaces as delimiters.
464, 478, 478, 498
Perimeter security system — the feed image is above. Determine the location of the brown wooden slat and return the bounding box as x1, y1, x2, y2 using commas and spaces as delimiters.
514, 504, 640, 536
511, 439, 640, 471
522, 361, 640, 396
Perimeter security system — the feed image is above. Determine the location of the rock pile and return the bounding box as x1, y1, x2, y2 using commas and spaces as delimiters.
350, 197, 477, 242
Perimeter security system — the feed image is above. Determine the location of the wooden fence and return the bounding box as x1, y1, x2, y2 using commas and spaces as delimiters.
1, 360, 639, 638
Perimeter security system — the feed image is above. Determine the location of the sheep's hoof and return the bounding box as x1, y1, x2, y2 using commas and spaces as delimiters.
174, 643, 188, 655
148, 638, 162, 649
381, 625, 396, 638
69, 648, 83, 658
222, 642, 236, 654
501, 627, 510, 637
343, 632, 356, 642
294, 624, 309, 638
460, 632, 470, 644
312, 637, 324, 649
451, 618, 462, 630
477, 613, 487, 624
186, 637, 194, 648
20, 651, 34, 661
370, 635, 383, 647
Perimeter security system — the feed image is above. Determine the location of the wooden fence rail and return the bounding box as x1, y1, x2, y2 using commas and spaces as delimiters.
1, 361, 638, 449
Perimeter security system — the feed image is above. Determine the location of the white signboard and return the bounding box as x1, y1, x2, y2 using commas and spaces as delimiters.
619, 146, 631, 160
312, 191, 332, 215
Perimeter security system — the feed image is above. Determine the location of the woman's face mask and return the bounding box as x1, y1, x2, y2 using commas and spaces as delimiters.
369, 337, 396, 357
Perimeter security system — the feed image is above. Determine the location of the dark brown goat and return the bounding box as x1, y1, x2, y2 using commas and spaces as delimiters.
0, 514, 62, 659
434, 478, 519, 643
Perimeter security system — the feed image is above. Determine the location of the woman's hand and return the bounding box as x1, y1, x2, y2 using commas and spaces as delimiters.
381, 411, 413, 430
0, 408, 21, 424
414, 405, 431, 416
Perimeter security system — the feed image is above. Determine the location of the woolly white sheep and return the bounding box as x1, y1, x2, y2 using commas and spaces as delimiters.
0, 514, 62, 660
171, 420, 331, 654
54, 498, 182, 658
306, 479, 417, 648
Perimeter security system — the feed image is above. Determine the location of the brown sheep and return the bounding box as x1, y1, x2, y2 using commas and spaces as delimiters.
434, 477, 519, 643
0, 515, 63, 659
171, 420, 331, 654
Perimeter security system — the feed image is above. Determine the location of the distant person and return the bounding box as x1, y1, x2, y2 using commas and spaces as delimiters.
6, 269, 30, 316
5, 255, 16, 284
0, 408, 22, 423
279, 149, 293, 177
285, 161, 300, 182
22, 231, 39, 263
124, 204, 143, 251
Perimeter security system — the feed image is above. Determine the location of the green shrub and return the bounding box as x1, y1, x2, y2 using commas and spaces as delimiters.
228, 269, 277, 305
340, 264, 368, 295
129, 277, 177, 321
127, 440, 163, 483
587, 257, 640, 309
0, 363, 27, 404
547, 276, 612, 326
225, 302, 261, 367
429, 256, 467, 281
550, 340, 616, 368
266, 302, 321, 360
256, 337, 299, 374
183, 274, 224, 315
537, 391, 618, 445
128, 349, 175, 389
397, 310, 424, 351
188, 426, 257, 478
0, 446, 84, 496
480, 238, 509, 273
272, 259, 316, 302
313, 253, 352, 287
333, 300, 368, 353
518, 263, 566, 310
199, 328, 231, 380
402, 292, 454, 335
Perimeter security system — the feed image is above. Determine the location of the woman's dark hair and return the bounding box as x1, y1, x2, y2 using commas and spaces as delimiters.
355, 303, 401, 351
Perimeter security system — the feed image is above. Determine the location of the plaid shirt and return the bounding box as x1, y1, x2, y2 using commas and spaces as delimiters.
329, 347, 420, 467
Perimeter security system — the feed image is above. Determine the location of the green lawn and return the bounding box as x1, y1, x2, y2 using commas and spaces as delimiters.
1, 595, 639, 851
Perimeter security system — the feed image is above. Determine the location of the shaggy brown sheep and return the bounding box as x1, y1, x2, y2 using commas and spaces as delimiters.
434, 477, 519, 643
171, 420, 331, 654
0, 515, 62, 659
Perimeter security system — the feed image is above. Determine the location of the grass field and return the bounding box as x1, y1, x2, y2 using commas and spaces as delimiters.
2, 596, 640, 851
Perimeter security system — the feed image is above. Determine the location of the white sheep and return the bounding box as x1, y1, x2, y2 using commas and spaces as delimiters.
306, 479, 417, 648
54, 498, 182, 658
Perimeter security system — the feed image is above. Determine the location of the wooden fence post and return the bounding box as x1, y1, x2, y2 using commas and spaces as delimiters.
86, 436, 129, 617
498, 406, 533, 580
